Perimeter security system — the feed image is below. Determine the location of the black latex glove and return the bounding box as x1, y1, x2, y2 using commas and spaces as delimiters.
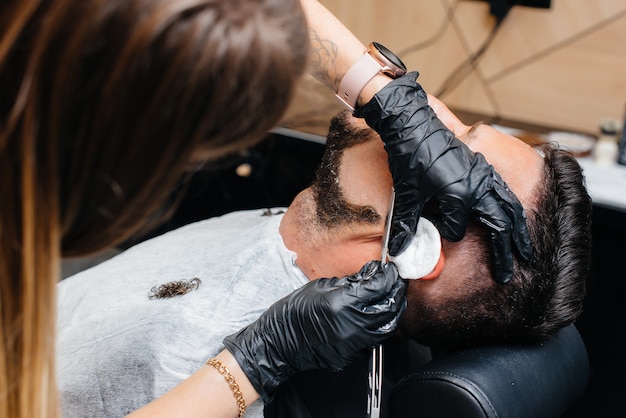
354, 72, 532, 283
223, 260, 406, 403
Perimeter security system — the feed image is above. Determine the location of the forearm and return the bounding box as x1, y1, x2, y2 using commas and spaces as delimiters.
300, 0, 392, 107
126, 350, 259, 418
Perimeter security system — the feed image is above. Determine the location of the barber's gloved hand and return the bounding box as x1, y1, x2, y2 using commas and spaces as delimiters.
354, 72, 532, 284
223, 260, 405, 403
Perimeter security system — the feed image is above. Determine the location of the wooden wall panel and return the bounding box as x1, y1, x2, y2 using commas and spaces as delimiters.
452, 0, 626, 133
486, 15, 626, 132
282, 0, 626, 137
477, 0, 626, 79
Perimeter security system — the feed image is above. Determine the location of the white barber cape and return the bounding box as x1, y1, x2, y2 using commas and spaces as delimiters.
56, 209, 308, 418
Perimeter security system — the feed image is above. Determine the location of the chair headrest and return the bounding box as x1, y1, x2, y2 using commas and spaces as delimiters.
387, 324, 589, 418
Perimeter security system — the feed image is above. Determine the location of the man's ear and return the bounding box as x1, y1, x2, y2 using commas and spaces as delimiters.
426, 94, 469, 137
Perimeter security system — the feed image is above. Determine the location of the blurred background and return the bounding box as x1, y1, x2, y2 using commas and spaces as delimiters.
281, 0, 626, 137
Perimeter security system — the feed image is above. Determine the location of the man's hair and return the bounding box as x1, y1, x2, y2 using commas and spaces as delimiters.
0, 0, 308, 416
489, 144, 592, 344
312, 110, 592, 350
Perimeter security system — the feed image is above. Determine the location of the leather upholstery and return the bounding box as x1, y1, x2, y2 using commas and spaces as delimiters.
387, 324, 588, 418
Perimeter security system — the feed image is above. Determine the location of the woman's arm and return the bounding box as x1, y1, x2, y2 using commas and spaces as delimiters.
300, 0, 392, 107
126, 350, 258, 418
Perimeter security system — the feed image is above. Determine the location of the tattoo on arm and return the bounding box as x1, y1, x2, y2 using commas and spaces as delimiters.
308, 30, 341, 91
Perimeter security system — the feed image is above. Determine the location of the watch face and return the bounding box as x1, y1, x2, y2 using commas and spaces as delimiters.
372, 42, 406, 71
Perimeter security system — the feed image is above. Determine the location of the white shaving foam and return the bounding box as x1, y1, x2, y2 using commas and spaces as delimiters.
389, 218, 441, 279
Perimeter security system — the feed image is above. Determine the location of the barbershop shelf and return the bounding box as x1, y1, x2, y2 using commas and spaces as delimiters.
577, 157, 626, 212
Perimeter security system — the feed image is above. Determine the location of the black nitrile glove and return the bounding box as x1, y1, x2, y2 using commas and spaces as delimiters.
223, 260, 406, 403
354, 72, 532, 283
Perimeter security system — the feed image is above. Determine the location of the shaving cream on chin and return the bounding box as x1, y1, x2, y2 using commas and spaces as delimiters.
389, 218, 441, 279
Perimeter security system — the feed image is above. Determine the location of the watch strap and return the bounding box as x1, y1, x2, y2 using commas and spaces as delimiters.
335, 51, 383, 111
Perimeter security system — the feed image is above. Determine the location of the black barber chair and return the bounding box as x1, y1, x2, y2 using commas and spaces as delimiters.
387, 324, 589, 418
266, 324, 588, 418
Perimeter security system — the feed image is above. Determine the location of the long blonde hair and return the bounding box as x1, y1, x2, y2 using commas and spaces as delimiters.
0, 0, 308, 416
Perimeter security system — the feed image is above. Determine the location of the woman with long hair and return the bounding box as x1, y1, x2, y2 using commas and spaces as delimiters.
0, 0, 396, 416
